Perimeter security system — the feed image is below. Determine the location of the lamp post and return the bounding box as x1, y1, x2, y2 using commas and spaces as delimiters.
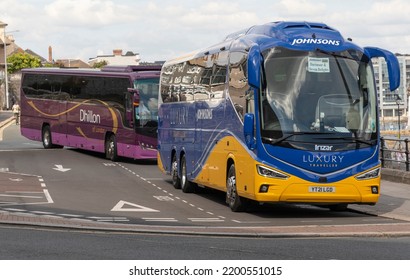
0, 21, 9, 110
396, 94, 401, 140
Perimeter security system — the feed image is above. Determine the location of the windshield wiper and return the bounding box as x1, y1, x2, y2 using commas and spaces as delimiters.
316, 49, 357, 61
262, 132, 323, 146
318, 136, 374, 146
338, 137, 374, 146
263, 132, 375, 147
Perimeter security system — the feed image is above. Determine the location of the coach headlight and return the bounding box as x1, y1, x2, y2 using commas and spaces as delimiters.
355, 167, 380, 180
257, 165, 289, 179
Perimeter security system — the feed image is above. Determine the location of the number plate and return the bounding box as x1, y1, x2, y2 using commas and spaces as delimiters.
309, 186, 336, 193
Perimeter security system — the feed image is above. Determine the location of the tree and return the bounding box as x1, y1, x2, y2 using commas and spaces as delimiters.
92, 60, 108, 68
7, 53, 42, 74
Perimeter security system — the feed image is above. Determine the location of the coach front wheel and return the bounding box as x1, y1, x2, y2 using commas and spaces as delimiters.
106, 134, 118, 161
226, 164, 246, 212
41, 125, 63, 149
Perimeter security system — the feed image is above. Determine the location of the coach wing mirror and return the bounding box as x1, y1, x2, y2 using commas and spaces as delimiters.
127, 89, 143, 128
244, 113, 256, 149
247, 46, 261, 88
364, 47, 400, 91
127, 88, 138, 92
128, 87, 139, 95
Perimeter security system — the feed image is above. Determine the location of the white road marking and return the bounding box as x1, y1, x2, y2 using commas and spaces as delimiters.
97, 218, 130, 222
31, 211, 55, 215
52, 164, 71, 172
103, 163, 117, 166
189, 217, 225, 222
111, 200, 159, 212
9, 178, 23, 182
87, 216, 130, 222
2, 208, 27, 212
0, 194, 43, 198
43, 189, 54, 203
115, 163, 226, 222
59, 214, 84, 218
143, 217, 178, 222
5, 191, 43, 194
153, 196, 174, 201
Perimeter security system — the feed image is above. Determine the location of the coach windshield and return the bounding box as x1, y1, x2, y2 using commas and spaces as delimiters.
260, 47, 378, 149
134, 78, 160, 127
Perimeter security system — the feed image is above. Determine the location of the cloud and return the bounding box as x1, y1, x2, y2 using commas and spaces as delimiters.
142, 1, 260, 32
179, 2, 258, 30
324, 0, 410, 52
3, 0, 410, 61
44, 0, 135, 27
270, 0, 327, 19
122, 1, 264, 60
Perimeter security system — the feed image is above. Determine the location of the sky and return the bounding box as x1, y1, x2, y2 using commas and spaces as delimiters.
1, 0, 410, 63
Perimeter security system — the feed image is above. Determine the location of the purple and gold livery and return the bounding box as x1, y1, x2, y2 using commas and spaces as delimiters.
20, 66, 160, 160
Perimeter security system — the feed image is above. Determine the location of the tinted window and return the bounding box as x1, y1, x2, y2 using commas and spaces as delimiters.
22, 72, 131, 126
229, 51, 248, 120
160, 50, 229, 103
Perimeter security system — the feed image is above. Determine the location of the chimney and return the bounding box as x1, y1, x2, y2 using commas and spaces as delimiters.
113, 49, 122, 56
48, 46, 53, 62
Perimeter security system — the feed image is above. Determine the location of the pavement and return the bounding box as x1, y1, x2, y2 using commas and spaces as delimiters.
1, 111, 410, 237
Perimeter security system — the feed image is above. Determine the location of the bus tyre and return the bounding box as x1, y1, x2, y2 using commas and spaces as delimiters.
180, 154, 195, 193
226, 164, 246, 212
171, 153, 181, 189
106, 134, 118, 162
42, 126, 53, 149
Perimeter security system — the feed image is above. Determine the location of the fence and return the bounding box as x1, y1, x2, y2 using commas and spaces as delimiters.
380, 137, 410, 171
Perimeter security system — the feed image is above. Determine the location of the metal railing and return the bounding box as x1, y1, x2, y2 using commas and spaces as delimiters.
380, 137, 410, 171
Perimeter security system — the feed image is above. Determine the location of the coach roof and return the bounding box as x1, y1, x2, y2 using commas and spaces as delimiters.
165, 21, 361, 67
228, 21, 356, 52
21, 67, 160, 79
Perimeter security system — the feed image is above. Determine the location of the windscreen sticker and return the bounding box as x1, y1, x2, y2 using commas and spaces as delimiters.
307, 57, 330, 73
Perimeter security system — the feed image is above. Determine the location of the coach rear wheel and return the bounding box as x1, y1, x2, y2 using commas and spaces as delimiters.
42, 126, 53, 149
106, 134, 118, 162
180, 154, 195, 193
171, 153, 181, 189
226, 164, 246, 212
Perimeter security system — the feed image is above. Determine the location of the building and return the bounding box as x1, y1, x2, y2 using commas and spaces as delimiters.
0, 20, 11, 109
1, 20, 50, 109
374, 55, 410, 131
55, 59, 90, 68
88, 49, 140, 66
45, 46, 89, 68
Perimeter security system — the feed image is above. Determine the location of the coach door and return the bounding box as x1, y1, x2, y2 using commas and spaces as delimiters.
132, 89, 158, 158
